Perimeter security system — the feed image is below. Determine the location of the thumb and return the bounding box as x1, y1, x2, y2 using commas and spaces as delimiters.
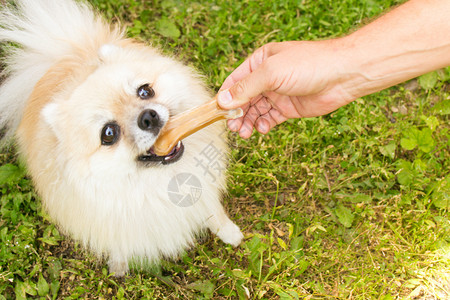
217, 66, 270, 110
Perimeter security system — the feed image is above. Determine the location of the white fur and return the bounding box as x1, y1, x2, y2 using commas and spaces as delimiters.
0, 0, 119, 141
0, 0, 243, 276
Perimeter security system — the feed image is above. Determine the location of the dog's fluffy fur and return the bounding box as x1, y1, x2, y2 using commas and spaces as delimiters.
0, 0, 243, 276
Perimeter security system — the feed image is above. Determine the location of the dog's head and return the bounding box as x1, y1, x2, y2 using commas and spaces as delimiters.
40, 43, 211, 173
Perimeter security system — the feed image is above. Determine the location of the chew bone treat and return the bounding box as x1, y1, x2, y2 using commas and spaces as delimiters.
153, 96, 243, 156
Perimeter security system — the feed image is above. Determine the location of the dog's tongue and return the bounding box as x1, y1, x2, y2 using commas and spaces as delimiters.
139, 140, 184, 165
149, 141, 179, 157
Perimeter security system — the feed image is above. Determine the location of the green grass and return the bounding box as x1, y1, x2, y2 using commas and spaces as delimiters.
1, 0, 449, 299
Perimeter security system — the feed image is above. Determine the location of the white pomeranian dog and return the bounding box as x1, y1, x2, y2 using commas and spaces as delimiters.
0, 0, 243, 276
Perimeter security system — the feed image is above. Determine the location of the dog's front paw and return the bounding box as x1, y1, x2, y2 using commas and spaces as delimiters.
216, 221, 244, 247
108, 259, 128, 277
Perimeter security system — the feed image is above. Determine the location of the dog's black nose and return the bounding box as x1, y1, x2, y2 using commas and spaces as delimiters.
138, 109, 161, 131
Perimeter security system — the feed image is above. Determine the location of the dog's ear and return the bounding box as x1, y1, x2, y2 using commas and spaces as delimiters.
98, 44, 121, 62
41, 102, 62, 138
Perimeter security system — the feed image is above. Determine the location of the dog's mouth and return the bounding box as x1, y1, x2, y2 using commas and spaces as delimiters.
137, 141, 184, 165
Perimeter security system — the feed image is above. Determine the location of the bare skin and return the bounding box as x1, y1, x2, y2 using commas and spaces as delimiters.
218, 0, 450, 138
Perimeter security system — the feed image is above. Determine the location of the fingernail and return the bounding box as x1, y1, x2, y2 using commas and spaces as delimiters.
258, 120, 269, 133
228, 119, 239, 132
218, 90, 232, 106
240, 123, 253, 136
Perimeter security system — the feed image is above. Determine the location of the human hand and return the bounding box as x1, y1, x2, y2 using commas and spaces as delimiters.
217, 0, 450, 139
218, 40, 355, 138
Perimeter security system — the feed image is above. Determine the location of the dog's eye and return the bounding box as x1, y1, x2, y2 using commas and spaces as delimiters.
101, 123, 120, 146
137, 84, 155, 100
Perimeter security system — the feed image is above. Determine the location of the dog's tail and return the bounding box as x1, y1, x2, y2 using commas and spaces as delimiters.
0, 0, 124, 143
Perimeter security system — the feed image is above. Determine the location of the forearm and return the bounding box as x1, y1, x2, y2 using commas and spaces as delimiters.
338, 0, 450, 100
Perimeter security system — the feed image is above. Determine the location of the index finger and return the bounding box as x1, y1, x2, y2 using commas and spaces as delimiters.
219, 45, 269, 91
220, 57, 252, 91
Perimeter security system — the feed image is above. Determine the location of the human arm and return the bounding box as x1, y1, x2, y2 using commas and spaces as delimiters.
218, 0, 450, 138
